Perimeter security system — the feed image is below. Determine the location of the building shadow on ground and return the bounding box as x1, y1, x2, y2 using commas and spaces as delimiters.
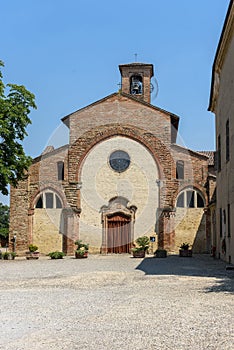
135, 254, 234, 294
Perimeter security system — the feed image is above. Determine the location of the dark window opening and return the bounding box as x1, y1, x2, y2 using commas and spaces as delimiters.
56, 195, 62, 208
36, 196, 43, 208
177, 193, 184, 207
220, 208, 222, 237
218, 135, 221, 171
35, 192, 63, 209
226, 119, 230, 162
187, 191, 194, 208
46, 193, 53, 209
176, 190, 204, 208
197, 193, 205, 208
57, 161, 64, 181
228, 204, 231, 237
176, 160, 184, 179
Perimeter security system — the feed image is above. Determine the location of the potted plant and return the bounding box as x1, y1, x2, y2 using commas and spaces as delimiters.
179, 242, 192, 257
2, 252, 16, 260
132, 236, 150, 258
26, 244, 40, 259
154, 249, 167, 258
75, 240, 89, 259
48, 251, 65, 259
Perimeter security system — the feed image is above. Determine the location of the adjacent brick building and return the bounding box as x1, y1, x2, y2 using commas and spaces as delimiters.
208, 0, 234, 264
10, 62, 213, 255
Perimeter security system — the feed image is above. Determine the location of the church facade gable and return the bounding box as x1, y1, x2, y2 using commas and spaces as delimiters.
64, 93, 178, 147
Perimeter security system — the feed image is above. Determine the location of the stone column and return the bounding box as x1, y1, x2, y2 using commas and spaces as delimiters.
158, 208, 176, 250
101, 214, 108, 254
63, 208, 80, 255
28, 208, 34, 245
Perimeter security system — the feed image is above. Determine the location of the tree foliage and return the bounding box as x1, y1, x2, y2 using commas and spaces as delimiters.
0, 60, 36, 195
0, 202, 9, 238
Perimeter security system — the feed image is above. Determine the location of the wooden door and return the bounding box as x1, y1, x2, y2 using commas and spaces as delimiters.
107, 213, 131, 253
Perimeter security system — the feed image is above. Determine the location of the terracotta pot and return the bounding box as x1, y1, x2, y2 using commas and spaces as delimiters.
26, 251, 40, 260
132, 250, 145, 258
75, 252, 88, 259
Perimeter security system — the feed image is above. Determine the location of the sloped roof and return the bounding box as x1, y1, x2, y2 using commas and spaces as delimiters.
119, 62, 154, 76
61, 91, 180, 131
171, 144, 210, 160
32, 144, 69, 163
197, 151, 215, 166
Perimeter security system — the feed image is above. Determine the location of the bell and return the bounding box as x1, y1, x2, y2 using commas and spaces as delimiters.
133, 83, 139, 91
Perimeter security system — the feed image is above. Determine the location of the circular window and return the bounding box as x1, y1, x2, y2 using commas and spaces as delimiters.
109, 150, 130, 173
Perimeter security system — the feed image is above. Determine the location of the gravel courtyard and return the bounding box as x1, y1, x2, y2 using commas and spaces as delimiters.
0, 254, 233, 350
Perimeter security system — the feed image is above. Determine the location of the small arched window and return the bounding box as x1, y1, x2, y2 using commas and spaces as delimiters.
35, 191, 62, 209
176, 189, 205, 208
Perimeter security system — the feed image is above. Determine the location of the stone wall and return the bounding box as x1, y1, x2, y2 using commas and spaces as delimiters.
175, 208, 207, 253
9, 178, 30, 253
213, 19, 234, 263
33, 209, 63, 254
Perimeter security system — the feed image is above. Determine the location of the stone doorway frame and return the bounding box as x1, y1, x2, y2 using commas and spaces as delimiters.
101, 197, 137, 254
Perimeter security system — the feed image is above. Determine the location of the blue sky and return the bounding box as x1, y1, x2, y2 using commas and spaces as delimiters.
0, 0, 230, 203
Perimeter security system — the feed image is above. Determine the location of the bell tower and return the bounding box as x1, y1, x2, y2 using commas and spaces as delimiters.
119, 63, 154, 104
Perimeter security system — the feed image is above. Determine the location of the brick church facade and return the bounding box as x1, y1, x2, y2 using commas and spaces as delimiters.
9, 63, 213, 255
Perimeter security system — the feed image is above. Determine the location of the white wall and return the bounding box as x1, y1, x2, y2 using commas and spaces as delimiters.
79, 136, 159, 249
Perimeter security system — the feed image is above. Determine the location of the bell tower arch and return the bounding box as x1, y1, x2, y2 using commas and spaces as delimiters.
119, 62, 153, 103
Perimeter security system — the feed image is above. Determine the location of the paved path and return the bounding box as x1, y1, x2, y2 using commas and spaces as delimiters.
0, 254, 233, 350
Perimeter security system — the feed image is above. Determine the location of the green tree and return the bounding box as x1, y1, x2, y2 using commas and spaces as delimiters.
0, 202, 9, 241
0, 60, 36, 195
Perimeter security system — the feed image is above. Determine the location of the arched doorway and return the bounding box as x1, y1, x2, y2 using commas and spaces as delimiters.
31, 189, 64, 254
101, 197, 137, 254
107, 212, 131, 253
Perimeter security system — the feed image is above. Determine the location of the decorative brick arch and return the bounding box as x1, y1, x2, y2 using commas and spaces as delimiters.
173, 184, 208, 208
67, 123, 177, 211
29, 184, 67, 212
27, 184, 69, 252
69, 123, 175, 181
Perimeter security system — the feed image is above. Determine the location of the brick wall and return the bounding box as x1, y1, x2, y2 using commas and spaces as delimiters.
68, 94, 172, 147
9, 146, 69, 255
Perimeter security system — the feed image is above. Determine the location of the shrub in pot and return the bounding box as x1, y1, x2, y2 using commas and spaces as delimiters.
26, 244, 40, 259
132, 236, 150, 258
75, 240, 89, 258
2, 252, 16, 260
179, 242, 192, 257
